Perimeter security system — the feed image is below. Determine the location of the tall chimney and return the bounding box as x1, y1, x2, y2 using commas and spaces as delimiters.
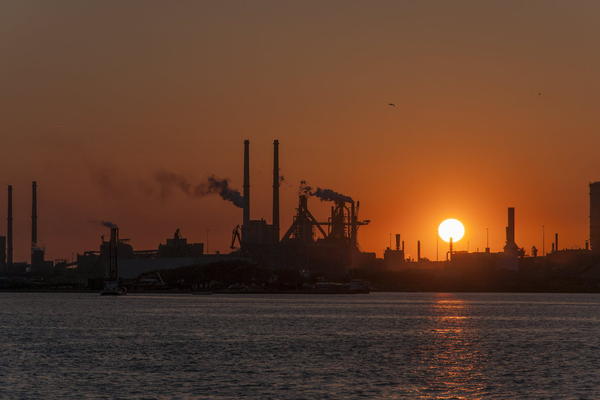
504, 207, 518, 253
243, 140, 250, 230
507, 207, 515, 245
591, 182, 600, 254
417, 240, 421, 261
107, 226, 119, 281
395, 234, 400, 251
32, 181, 37, 249
555, 233, 559, 252
272, 139, 280, 244
7, 185, 13, 265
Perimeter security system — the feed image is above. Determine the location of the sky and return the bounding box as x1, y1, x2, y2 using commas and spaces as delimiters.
2, 0, 600, 262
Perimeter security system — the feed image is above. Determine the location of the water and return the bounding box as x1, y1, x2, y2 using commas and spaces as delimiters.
1, 292, 600, 399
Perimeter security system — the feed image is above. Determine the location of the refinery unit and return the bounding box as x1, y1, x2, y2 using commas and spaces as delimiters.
3, 140, 600, 291
0, 139, 374, 286
230, 139, 373, 277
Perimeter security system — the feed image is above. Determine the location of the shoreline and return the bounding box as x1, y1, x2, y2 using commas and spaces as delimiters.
2, 288, 600, 294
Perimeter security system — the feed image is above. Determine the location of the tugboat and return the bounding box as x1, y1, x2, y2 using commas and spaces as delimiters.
101, 280, 127, 296
100, 223, 127, 296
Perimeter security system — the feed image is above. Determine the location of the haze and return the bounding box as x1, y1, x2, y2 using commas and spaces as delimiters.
2, 1, 600, 262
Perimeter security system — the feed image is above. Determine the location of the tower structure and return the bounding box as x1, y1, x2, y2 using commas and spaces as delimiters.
243, 139, 250, 242
32, 181, 37, 248
272, 139, 280, 244
590, 182, 600, 254
503, 207, 519, 254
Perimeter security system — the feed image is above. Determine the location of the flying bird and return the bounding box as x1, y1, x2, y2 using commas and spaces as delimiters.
388, 103, 396, 107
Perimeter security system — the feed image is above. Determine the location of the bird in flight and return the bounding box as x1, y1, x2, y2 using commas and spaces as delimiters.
388, 103, 396, 107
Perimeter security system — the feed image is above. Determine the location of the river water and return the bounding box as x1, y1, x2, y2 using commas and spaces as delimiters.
1, 292, 599, 399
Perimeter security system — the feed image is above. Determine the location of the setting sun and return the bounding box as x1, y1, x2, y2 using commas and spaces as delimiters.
438, 219, 465, 243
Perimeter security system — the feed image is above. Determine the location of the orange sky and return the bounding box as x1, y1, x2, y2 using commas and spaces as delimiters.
2, 1, 600, 262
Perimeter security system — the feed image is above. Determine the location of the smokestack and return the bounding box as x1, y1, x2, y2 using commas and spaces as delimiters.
507, 207, 515, 245
107, 226, 119, 281
243, 140, 250, 230
504, 207, 519, 254
32, 181, 37, 249
590, 182, 600, 253
395, 234, 400, 251
555, 233, 559, 252
417, 240, 421, 261
273, 139, 279, 244
7, 185, 13, 265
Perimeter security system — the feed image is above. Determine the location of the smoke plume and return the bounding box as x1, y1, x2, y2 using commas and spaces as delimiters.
300, 181, 353, 203
206, 176, 244, 208
154, 170, 193, 199
154, 170, 244, 208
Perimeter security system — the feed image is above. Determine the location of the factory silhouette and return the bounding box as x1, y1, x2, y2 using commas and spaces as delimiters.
2, 140, 600, 292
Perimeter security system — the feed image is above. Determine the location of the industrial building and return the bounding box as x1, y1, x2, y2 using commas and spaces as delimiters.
383, 234, 405, 269
0, 182, 52, 275
5, 143, 600, 291
231, 139, 371, 276
76, 228, 230, 280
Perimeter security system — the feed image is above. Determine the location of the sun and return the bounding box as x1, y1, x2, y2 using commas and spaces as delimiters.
438, 219, 465, 243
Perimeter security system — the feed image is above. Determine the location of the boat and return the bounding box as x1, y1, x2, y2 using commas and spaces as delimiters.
100, 280, 127, 296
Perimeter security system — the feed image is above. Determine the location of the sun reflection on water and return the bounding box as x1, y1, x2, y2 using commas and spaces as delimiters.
415, 294, 486, 399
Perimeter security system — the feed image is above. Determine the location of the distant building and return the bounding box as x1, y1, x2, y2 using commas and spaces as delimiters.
158, 229, 204, 258
77, 229, 225, 279
383, 234, 405, 269
383, 248, 405, 269
30, 247, 53, 274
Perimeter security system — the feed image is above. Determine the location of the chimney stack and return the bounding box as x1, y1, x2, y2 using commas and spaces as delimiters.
272, 139, 280, 244
7, 185, 13, 265
243, 140, 250, 233
507, 207, 515, 245
32, 181, 37, 249
590, 182, 600, 253
395, 234, 400, 251
107, 226, 119, 281
503, 207, 518, 253
417, 240, 421, 261
555, 233, 559, 252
